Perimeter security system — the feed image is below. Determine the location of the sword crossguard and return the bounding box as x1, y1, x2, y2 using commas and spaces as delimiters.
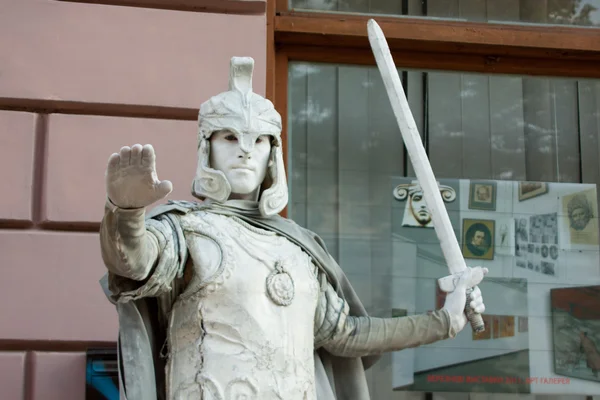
438, 273, 485, 333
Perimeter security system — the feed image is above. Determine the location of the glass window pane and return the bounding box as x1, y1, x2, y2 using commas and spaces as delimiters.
288, 61, 600, 398
289, 0, 600, 28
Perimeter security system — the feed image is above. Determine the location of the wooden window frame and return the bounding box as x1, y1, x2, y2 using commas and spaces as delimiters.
266, 0, 600, 216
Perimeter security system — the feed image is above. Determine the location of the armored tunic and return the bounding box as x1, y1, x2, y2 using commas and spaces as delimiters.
100, 199, 455, 400
167, 211, 320, 399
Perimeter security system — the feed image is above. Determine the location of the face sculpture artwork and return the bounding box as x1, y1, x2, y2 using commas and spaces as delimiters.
99, 57, 487, 400
392, 181, 457, 228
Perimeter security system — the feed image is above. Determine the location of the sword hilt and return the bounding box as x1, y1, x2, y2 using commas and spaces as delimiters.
465, 287, 485, 333
438, 274, 486, 333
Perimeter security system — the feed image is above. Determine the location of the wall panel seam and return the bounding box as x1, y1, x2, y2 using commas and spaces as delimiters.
0, 99, 199, 121
56, 0, 266, 15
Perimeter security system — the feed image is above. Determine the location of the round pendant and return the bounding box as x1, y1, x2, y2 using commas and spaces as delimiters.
266, 262, 295, 306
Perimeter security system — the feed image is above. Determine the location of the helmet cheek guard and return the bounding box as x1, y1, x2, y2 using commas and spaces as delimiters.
191, 57, 288, 217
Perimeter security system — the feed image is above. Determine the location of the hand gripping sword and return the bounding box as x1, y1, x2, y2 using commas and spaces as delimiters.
367, 19, 485, 333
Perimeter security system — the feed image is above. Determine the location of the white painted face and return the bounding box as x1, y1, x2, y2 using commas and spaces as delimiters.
209, 130, 271, 200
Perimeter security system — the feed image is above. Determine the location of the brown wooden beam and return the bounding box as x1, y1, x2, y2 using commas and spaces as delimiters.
0, 339, 116, 352
274, 51, 289, 218
266, 0, 276, 102
0, 98, 197, 120
275, 12, 600, 63
275, 0, 288, 13
280, 44, 600, 79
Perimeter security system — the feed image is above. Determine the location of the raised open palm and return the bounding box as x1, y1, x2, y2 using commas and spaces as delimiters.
106, 144, 173, 209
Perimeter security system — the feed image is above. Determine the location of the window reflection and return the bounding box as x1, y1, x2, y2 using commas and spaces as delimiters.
287, 62, 600, 398
289, 0, 600, 28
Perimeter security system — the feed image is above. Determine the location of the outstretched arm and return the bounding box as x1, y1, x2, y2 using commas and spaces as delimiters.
100, 201, 159, 281
315, 267, 486, 358
100, 144, 173, 281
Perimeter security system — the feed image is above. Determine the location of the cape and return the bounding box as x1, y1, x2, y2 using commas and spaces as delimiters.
100, 199, 381, 400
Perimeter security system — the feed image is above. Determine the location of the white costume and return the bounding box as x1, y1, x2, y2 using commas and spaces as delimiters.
99, 57, 485, 400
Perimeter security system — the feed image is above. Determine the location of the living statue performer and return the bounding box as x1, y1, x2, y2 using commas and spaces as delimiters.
99, 57, 487, 400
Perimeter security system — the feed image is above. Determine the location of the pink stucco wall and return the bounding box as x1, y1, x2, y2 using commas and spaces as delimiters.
0, 1, 267, 398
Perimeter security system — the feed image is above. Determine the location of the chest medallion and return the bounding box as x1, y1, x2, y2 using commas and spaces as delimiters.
266, 261, 295, 307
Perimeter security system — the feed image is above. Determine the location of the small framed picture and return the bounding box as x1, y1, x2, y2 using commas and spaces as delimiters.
469, 181, 497, 211
500, 316, 516, 338
462, 218, 495, 260
518, 181, 549, 201
495, 217, 515, 256
561, 189, 599, 247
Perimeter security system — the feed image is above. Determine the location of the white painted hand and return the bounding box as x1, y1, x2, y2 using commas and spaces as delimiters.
106, 144, 173, 209
442, 266, 488, 333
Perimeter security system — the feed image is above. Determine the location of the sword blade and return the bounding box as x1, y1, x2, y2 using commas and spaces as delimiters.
367, 19, 485, 333
367, 19, 466, 275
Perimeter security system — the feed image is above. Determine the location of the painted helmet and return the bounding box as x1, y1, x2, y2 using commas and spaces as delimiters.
191, 57, 288, 217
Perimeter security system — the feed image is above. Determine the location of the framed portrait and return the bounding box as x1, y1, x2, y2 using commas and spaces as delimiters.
561, 189, 599, 247
469, 181, 497, 211
518, 181, 549, 201
462, 219, 495, 260
495, 217, 515, 256
551, 285, 600, 383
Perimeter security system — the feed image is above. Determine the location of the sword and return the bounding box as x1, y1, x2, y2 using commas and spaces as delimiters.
367, 19, 485, 333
